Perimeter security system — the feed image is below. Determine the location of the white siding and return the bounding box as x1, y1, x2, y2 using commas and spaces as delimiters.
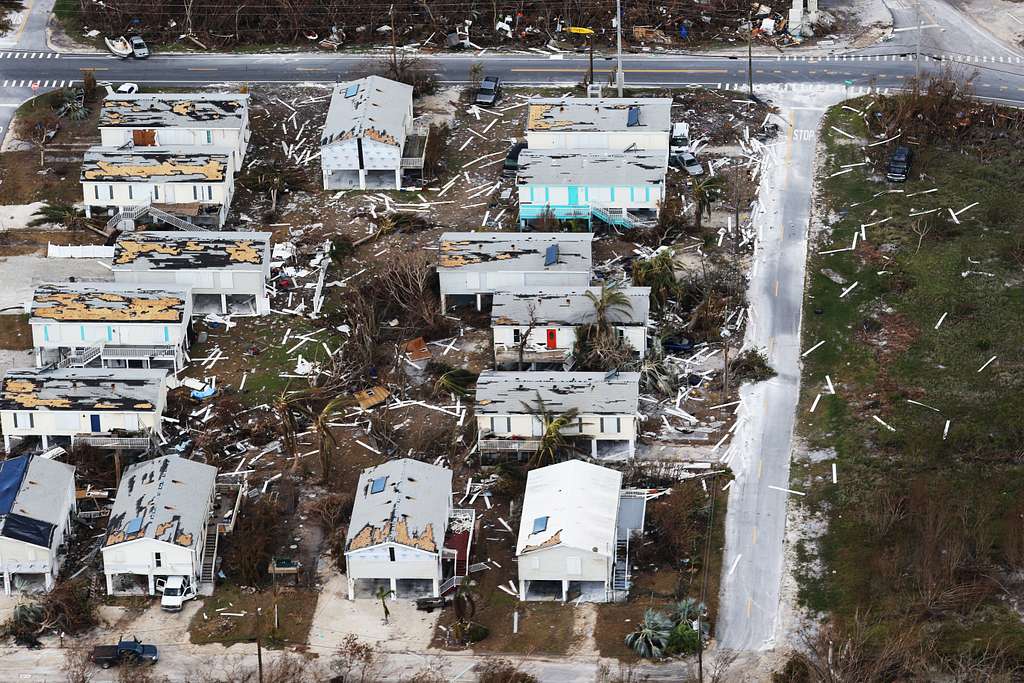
518, 545, 610, 585
114, 268, 265, 298
478, 412, 637, 442
102, 539, 198, 582
346, 543, 440, 582
439, 271, 592, 299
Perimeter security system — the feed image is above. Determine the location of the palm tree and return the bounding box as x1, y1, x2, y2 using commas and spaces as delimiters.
271, 390, 301, 472
624, 609, 673, 659
585, 283, 633, 332
521, 393, 579, 469
632, 250, 679, 310
304, 395, 348, 484
28, 203, 100, 232
691, 175, 724, 232
374, 585, 395, 624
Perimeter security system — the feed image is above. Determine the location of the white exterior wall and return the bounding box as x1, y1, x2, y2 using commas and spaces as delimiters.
0, 408, 163, 441
83, 176, 233, 210
30, 320, 189, 350
478, 412, 637, 442
345, 544, 441, 582
526, 130, 668, 151
493, 324, 646, 357
519, 184, 664, 211
439, 270, 592, 298
99, 126, 249, 165
0, 482, 74, 594
102, 538, 199, 595
113, 268, 265, 299
518, 545, 611, 585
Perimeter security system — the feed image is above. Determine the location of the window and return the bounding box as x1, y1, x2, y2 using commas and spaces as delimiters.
491, 416, 511, 434
163, 326, 170, 342
205, 186, 214, 201
344, 83, 360, 98
532, 516, 549, 533
206, 130, 213, 144
153, 185, 160, 201
105, 185, 113, 200
13, 412, 33, 429
512, 329, 522, 344
93, 186, 100, 200
128, 185, 133, 200
107, 326, 113, 342
193, 186, 199, 201
370, 477, 387, 494
601, 417, 621, 434
388, 547, 396, 562
154, 553, 163, 568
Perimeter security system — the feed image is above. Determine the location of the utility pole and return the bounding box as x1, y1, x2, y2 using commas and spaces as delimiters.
696, 472, 719, 683
914, 0, 923, 83
615, 0, 624, 96
747, 7, 754, 99
255, 607, 264, 683
589, 34, 595, 87
389, 4, 398, 74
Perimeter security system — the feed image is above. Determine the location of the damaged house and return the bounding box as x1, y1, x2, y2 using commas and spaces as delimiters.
99, 93, 251, 166
0, 455, 76, 595
437, 232, 594, 311
344, 458, 474, 600
516, 148, 666, 228
81, 147, 236, 228
491, 286, 651, 368
0, 368, 168, 453
112, 231, 273, 316
525, 97, 672, 151
475, 370, 641, 459
320, 76, 426, 191
516, 460, 645, 602
101, 456, 218, 596
27, 283, 193, 372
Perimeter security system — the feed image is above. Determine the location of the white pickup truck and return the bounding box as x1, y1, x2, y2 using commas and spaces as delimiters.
156, 576, 197, 612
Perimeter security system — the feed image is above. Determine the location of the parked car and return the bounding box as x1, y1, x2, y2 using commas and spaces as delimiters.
886, 145, 912, 182
474, 76, 502, 107
670, 150, 703, 176
157, 575, 197, 612
502, 141, 528, 176
129, 36, 149, 59
663, 336, 694, 353
670, 121, 690, 153
90, 637, 159, 669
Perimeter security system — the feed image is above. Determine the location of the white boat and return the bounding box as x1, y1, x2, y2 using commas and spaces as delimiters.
104, 36, 132, 58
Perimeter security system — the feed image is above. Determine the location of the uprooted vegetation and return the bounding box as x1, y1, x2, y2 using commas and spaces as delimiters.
787, 73, 1024, 676
2, 579, 98, 647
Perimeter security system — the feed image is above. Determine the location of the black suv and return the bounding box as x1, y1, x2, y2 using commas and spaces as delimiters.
886, 146, 912, 182
474, 76, 502, 107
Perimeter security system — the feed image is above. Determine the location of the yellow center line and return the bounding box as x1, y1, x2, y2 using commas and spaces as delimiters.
758, 460, 763, 479
297, 67, 327, 72
774, 280, 780, 296
752, 527, 758, 544
769, 336, 776, 354
188, 68, 218, 72
747, 598, 753, 617
10, 0, 35, 43
509, 67, 729, 74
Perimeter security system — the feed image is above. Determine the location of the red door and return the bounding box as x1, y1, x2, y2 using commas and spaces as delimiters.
546, 329, 557, 349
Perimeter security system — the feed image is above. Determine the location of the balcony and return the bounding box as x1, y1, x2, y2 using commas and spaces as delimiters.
74, 434, 152, 450
400, 132, 428, 169
102, 345, 177, 360
478, 437, 542, 453
494, 343, 569, 365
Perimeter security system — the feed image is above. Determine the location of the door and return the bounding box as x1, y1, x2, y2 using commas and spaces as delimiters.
133, 129, 156, 146
546, 329, 557, 349
567, 186, 579, 206
89, 414, 101, 432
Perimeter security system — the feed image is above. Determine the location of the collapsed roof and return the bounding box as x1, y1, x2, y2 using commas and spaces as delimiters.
345, 458, 451, 555
526, 97, 672, 133
0, 368, 166, 412
29, 283, 190, 324
82, 147, 231, 183
104, 456, 217, 550
113, 231, 271, 271
491, 286, 651, 327
438, 232, 594, 272
475, 370, 641, 415
100, 93, 249, 129
0, 455, 76, 549
321, 75, 413, 149
516, 149, 667, 187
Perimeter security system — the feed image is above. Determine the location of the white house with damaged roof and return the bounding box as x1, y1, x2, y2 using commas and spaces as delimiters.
491, 286, 651, 368
81, 146, 236, 228
0, 368, 168, 452
516, 460, 646, 602
525, 97, 672, 151
112, 231, 272, 316
27, 283, 193, 371
437, 232, 594, 311
475, 371, 641, 460
320, 76, 427, 191
344, 458, 475, 600
0, 455, 77, 595
516, 149, 667, 228
99, 93, 250, 165
101, 456, 218, 596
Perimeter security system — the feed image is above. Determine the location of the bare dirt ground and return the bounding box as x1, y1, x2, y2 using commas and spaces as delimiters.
952, 0, 1024, 49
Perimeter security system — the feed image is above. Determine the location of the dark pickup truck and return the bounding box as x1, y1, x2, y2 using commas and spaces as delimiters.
886, 145, 913, 182
474, 76, 501, 107
90, 638, 159, 669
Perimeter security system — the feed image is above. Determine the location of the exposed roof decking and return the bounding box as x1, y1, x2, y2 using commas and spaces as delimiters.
82, 147, 231, 184
0, 368, 165, 412
491, 287, 651, 327
438, 232, 593, 273
475, 371, 640, 416
29, 283, 189, 324
516, 149, 667, 187
100, 93, 249, 129
321, 75, 413, 149
345, 458, 451, 555
516, 460, 621, 557
526, 97, 672, 133
103, 456, 217, 550
113, 231, 271, 271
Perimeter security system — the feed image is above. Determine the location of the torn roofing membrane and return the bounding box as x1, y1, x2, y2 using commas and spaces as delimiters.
82, 148, 230, 183
321, 75, 412, 148
475, 370, 641, 415
526, 97, 672, 132
104, 456, 217, 549
113, 231, 271, 271
0, 455, 75, 548
491, 286, 651, 326
0, 368, 165, 412
516, 149, 667, 187
100, 93, 248, 129
30, 284, 188, 324
345, 458, 451, 555
438, 232, 593, 272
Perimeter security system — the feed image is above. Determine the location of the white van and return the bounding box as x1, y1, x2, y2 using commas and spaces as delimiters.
670, 122, 690, 153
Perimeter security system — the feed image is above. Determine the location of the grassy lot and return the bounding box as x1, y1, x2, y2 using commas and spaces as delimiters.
795, 95, 1024, 665
0, 314, 30, 349
188, 584, 318, 649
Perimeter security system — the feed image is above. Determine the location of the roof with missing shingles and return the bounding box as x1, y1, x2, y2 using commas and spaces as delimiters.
100, 93, 249, 129
516, 149, 667, 187
321, 76, 412, 149
103, 456, 216, 551
112, 231, 271, 271
475, 370, 640, 416
0, 368, 166, 412
438, 232, 593, 272
82, 147, 231, 183
29, 283, 190, 324
526, 97, 672, 133
345, 458, 451, 555
491, 286, 651, 327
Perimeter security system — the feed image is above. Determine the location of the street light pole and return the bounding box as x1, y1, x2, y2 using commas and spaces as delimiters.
747, 7, 754, 99
615, 0, 624, 96
914, 0, 923, 83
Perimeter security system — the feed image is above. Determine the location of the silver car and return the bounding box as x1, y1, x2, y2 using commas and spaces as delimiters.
130, 36, 149, 58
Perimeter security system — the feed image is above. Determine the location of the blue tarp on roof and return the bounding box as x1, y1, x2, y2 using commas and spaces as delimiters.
0, 456, 30, 516
0, 512, 55, 548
